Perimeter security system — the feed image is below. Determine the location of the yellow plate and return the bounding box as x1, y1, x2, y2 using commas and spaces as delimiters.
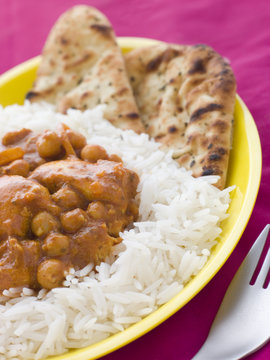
0, 37, 262, 360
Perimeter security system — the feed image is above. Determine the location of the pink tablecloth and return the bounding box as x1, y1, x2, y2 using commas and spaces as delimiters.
0, 0, 269, 359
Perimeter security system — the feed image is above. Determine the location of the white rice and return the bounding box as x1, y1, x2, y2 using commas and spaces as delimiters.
0, 102, 232, 359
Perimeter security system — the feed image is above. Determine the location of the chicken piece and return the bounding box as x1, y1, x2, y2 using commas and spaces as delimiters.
4, 159, 30, 177
0, 238, 30, 291
1, 128, 32, 146
29, 159, 139, 211
0, 147, 24, 166
72, 221, 119, 265
87, 201, 135, 236
0, 175, 59, 239
0, 126, 140, 291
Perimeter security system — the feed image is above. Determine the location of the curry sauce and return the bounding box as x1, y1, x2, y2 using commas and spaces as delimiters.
0, 125, 139, 291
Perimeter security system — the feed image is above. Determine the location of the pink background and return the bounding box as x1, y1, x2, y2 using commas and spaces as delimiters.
0, 0, 269, 359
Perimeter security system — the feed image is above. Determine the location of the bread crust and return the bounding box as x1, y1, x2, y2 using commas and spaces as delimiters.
26, 5, 144, 134
125, 43, 236, 189
26, 5, 236, 188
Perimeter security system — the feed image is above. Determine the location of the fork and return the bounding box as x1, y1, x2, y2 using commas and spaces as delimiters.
192, 224, 270, 360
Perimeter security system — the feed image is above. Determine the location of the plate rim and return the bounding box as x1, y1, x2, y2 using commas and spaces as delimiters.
0, 36, 262, 360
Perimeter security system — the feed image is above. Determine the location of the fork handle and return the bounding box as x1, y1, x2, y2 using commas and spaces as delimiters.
192, 342, 228, 360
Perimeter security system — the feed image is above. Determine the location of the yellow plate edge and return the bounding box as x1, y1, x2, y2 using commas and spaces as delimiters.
51, 98, 262, 360
0, 37, 262, 360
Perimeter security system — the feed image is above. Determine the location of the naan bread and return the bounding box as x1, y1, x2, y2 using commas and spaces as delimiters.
26, 4, 236, 188
26, 5, 144, 133
125, 43, 236, 189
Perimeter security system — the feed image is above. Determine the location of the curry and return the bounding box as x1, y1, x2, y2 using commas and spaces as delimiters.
0, 125, 139, 291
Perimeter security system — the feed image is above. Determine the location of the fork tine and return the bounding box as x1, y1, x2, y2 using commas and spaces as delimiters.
255, 243, 270, 287
240, 225, 270, 281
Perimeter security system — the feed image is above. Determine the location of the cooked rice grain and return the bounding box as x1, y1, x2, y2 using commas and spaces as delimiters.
0, 102, 232, 359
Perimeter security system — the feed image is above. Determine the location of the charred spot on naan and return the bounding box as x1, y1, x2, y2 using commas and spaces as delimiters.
168, 125, 178, 133
90, 24, 113, 37
25, 5, 144, 134
126, 112, 140, 119
125, 42, 236, 189
146, 48, 182, 72
188, 58, 207, 75
25, 91, 39, 101
190, 103, 224, 123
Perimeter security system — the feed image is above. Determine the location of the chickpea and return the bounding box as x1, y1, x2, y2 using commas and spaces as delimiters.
66, 129, 87, 150
31, 211, 59, 237
52, 186, 84, 210
60, 208, 87, 233
87, 201, 106, 220
80, 144, 108, 163
109, 154, 123, 163
36, 131, 62, 159
37, 259, 65, 289
5, 159, 30, 177
42, 233, 70, 256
